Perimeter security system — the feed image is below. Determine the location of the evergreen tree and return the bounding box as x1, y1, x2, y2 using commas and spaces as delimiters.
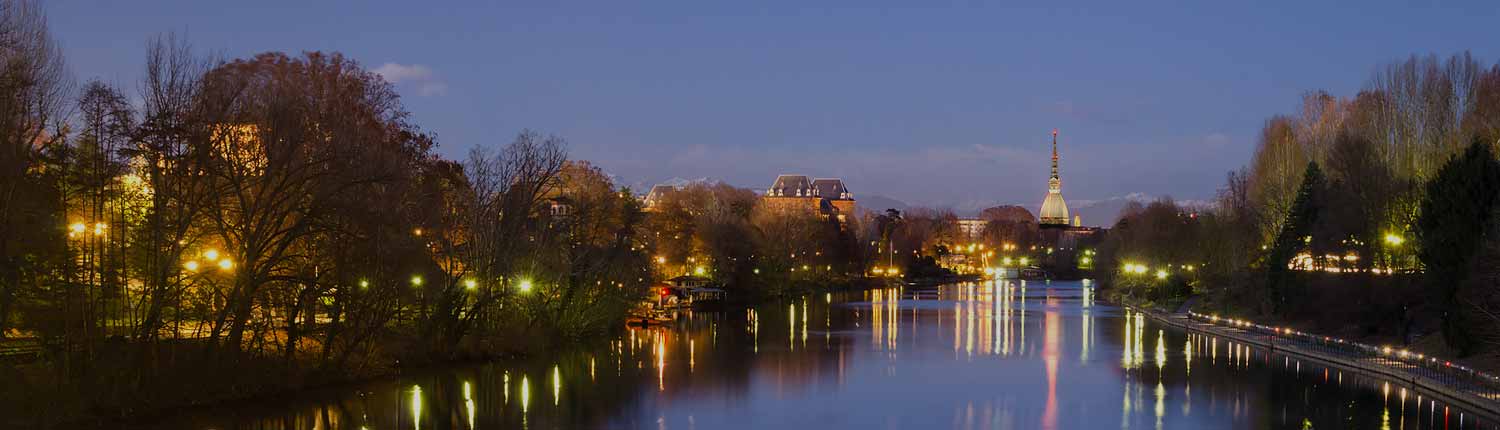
1416, 137, 1500, 355
1265, 162, 1325, 313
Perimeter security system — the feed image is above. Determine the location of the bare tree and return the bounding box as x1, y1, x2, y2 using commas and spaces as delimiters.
0, 0, 71, 339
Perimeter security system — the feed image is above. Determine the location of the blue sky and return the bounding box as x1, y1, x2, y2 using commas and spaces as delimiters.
50, 1, 1500, 207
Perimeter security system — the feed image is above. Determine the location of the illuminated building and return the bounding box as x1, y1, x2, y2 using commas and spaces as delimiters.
1039, 129, 1070, 227
762, 174, 856, 223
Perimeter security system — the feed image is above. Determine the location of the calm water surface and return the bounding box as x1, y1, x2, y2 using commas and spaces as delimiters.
133, 280, 1496, 429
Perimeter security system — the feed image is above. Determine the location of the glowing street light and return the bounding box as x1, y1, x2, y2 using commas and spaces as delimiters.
69, 222, 86, 235
1383, 233, 1404, 247
184, 260, 200, 272
217, 258, 234, 271
359, 279, 370, 289
694, 266, 706, 276
518, 279, 534, 293
411, 275, 423, 286
464, 279, 477, 290
203, 249, 220, 261
1155, 269, 1168, 280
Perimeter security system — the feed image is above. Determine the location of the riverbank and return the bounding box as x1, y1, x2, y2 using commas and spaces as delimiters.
1121, 301, 1500, 421
13, 279, 897, 429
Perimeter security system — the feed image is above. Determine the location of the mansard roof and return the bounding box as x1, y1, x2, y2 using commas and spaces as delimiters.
767, 174, 813, 197
811, 178, 852, 200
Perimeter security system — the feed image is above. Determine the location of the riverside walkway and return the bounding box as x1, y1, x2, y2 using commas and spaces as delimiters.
1133, 306, 1500, 420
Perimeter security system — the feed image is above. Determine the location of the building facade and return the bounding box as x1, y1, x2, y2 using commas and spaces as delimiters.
762, 174, 856, 223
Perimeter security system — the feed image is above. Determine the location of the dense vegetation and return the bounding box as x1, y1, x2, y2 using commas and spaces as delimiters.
1095, 52, 1500, 361
0, 3, 876, 426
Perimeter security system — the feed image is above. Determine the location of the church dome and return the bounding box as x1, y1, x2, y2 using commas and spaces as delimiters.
1040, 190, 1069, 225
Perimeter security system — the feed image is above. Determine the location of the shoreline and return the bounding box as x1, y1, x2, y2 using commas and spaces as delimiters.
55, 280, 901, 429
1121, 302, 1500, 422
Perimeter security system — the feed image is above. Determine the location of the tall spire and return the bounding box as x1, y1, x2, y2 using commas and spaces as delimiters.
1049, 129, 1060, 191
1039, 128, 1070, 226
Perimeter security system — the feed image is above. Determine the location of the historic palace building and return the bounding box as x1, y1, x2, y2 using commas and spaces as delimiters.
762, 174, 856, 222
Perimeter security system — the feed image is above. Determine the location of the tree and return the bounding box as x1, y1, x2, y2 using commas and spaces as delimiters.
194, 52, 431, 355
0, 0, 70, 340
127, 34, 213, 344
1416, 137, 1500, 354
1265, 162, 1325, 313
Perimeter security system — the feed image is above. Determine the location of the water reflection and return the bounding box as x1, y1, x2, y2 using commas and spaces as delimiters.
125, 281, 1498, 430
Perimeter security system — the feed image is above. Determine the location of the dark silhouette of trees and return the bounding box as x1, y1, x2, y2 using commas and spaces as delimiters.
1265, 162, 1325, 313
1417, 138, 1500, 354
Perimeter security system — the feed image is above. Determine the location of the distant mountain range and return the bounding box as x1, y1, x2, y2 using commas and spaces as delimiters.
625, 177, 726, 193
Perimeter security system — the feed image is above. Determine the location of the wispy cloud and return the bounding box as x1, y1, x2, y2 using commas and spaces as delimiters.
373, 62, 447, 97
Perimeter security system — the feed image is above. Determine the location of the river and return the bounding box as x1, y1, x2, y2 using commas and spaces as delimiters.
129, 280, 1494, 429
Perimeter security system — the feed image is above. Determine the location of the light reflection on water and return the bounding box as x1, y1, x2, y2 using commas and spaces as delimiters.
125, 280, 1496, 430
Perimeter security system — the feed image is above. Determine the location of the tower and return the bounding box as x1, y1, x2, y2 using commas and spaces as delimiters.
1039, 129, 1070, 226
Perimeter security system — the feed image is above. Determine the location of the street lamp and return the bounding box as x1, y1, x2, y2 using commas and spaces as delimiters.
411, 276, 423, 286
1383, 233, 1404, 247
518, 279, 533, 293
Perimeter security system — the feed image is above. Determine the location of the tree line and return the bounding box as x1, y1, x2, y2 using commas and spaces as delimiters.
1096, 52, 1500, 359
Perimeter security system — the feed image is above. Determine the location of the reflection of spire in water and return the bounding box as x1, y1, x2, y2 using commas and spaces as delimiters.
1042, 309, 1060, 429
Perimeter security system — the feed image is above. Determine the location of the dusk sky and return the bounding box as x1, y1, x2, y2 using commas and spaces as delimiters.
50, 1, 1500, 208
